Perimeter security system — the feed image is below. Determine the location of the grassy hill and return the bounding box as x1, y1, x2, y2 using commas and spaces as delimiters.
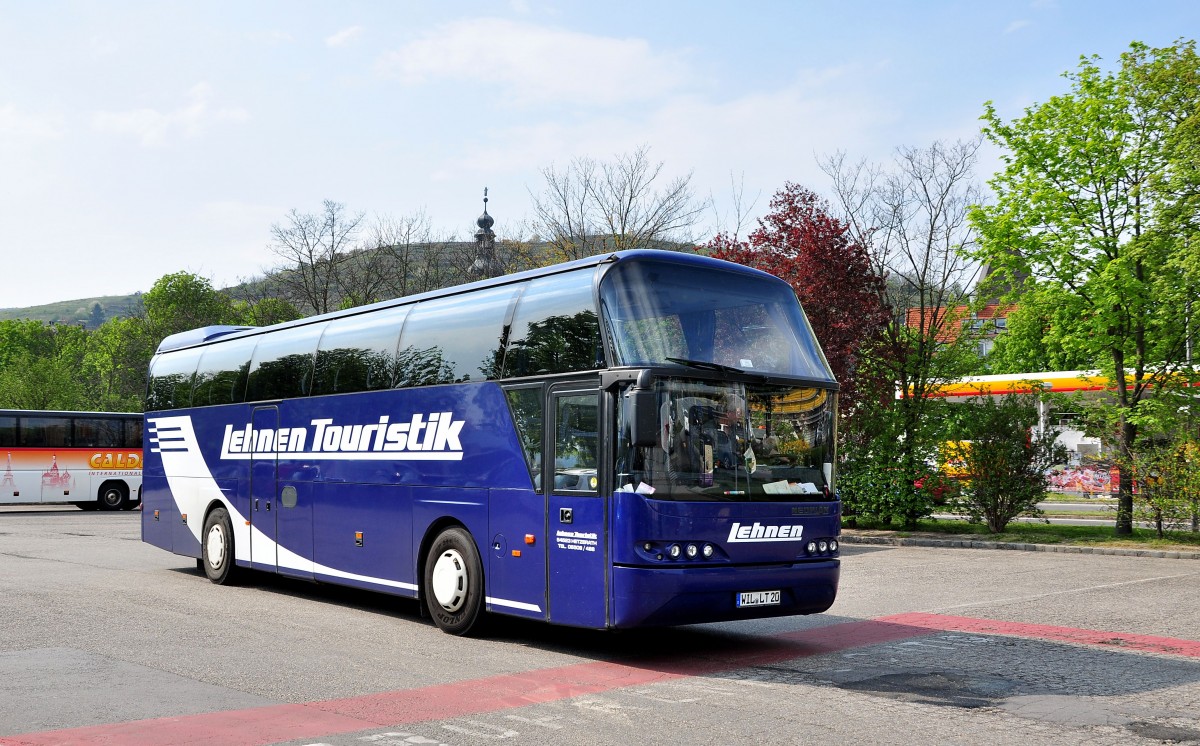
0, 294, 144, 328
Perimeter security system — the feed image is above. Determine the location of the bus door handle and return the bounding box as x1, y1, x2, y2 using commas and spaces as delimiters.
255, 498, 271, 511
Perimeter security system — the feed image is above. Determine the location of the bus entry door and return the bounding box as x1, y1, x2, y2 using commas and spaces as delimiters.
546, 386, 607, 628
249, 406, 278, 572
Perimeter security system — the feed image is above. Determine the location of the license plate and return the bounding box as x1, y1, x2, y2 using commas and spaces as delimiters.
736, 590, 781, 608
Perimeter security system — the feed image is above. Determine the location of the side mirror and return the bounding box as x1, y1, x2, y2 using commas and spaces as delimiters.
625, 370, 659, 447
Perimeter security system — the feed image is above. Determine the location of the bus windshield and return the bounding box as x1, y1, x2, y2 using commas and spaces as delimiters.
617, 378, 837, 501
598, 258, 835, 382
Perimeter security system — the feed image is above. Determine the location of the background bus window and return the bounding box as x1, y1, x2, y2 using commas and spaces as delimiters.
0, 416, 15, 447
74, 418, 124, 448
20, 417, 69, 447
553, 393, 598, 493
504, 387, 543, 490
124, 418, 143, 449
396, 286, 518, 386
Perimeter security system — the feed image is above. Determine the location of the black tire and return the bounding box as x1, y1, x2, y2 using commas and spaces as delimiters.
97, 481, 127, 511
423, 526, 486, 635
201, 507, 239, 585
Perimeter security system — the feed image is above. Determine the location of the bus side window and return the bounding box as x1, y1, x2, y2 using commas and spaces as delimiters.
313, 308, 407, 396
504, 270, 604, 377
397, 286, 517, 386
192, 337, 256, 406
0, 416, 16, 447
504, 387, 543, 491
125, 418, 143, 449
20, 417, 69, 447
247, 322, 327, 401
146, 348, 202, 411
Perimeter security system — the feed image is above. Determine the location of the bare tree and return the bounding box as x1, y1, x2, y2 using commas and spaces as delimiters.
269, 200, 366, 314
531, 145, 708, 260
709, 171, 761, 242
821, 139, 985, 526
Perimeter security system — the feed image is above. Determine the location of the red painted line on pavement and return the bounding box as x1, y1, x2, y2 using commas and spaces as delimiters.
4, 614, 1198, 746
0, 620, 934, 746
881, 612, 1200, 659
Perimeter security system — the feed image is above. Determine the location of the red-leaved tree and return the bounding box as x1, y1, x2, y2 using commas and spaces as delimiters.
706, 183, 889, 409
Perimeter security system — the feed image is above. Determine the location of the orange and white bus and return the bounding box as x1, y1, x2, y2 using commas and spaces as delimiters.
0, 409, 142, 510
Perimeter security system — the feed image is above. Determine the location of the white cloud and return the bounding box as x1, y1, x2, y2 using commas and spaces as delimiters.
0, 104, 66, 140
326, 26, 363, 48
1005, 19, 1032, 34
376, 18, 692, 107
91, 83, 249, 147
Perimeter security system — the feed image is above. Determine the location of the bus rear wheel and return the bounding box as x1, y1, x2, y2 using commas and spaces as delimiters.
97, 481, 127, 511
423, 527, 485, 636
201, 507, 239, 585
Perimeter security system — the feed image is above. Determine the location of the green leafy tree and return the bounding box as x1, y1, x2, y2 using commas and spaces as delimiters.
0, 321, 90, 410
971, 40, 1200, 534
143, 272, 241, 342
984, 284, 1096, 374
951, 392, 1068, 533
82, 317, 154, 412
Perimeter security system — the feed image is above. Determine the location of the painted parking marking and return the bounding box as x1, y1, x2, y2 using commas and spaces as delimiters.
3, 614, 1198, 746
879, 613, 1200, 659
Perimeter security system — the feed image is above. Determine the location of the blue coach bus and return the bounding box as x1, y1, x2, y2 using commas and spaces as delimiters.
141, 250, 841, 634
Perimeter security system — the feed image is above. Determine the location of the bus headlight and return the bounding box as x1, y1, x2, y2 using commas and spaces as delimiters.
668, 544, 681, 558
829, 540, 838, 553
818, 541, 828, 552
702, 543, 714, 558
685, 543, 698, 558
807, 541, 818, 554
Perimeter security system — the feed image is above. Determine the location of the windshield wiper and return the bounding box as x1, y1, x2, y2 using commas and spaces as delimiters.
667, 356, 770, 377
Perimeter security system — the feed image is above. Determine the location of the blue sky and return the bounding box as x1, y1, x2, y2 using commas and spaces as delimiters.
0, 1, 1195, 309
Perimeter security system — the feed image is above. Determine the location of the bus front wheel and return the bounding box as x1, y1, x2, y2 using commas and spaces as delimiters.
201, 507, 239, 585
423, 527, 485, 636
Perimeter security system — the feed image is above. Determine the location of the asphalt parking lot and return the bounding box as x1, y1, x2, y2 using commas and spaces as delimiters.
1, 506, 1199, 746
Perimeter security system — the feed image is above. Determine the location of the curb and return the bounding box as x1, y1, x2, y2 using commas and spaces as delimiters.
838, 533, 1200, 560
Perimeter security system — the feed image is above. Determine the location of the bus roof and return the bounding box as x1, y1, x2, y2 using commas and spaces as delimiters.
154, 250, 784, 355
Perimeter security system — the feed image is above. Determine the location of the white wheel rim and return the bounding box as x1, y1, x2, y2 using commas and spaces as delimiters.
206, 524, 226, 569
431, 548, 468, 612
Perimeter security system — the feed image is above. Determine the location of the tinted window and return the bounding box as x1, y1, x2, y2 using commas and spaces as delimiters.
20, 417, 69, 447
397, 287, 518, 387
246, 322, 326, 401
0, 416, 15, 447
74, 418, 124, 447
125, 418, 143, 448
192, 337, 257, 406
552, 393, 598, 493
146, 348, 202, 411
505, 386, 544, 490
313, 307, 408, 395
504, 271, 603, 378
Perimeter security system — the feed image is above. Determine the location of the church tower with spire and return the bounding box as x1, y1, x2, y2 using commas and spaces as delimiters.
472, 188, 497, 280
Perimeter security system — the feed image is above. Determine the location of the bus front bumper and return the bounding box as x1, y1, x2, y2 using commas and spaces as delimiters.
610, 559, 840, 628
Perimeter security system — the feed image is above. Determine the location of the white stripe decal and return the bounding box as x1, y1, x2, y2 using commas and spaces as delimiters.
147, 415, 422, 590
487, 596, 543, 613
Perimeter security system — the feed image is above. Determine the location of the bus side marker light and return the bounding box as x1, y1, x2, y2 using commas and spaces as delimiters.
181, 514, 187, 524
355, 532, 364, 547
511, 549, 522, 557
154, 510, 160, 521
524, 534, 535, 545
